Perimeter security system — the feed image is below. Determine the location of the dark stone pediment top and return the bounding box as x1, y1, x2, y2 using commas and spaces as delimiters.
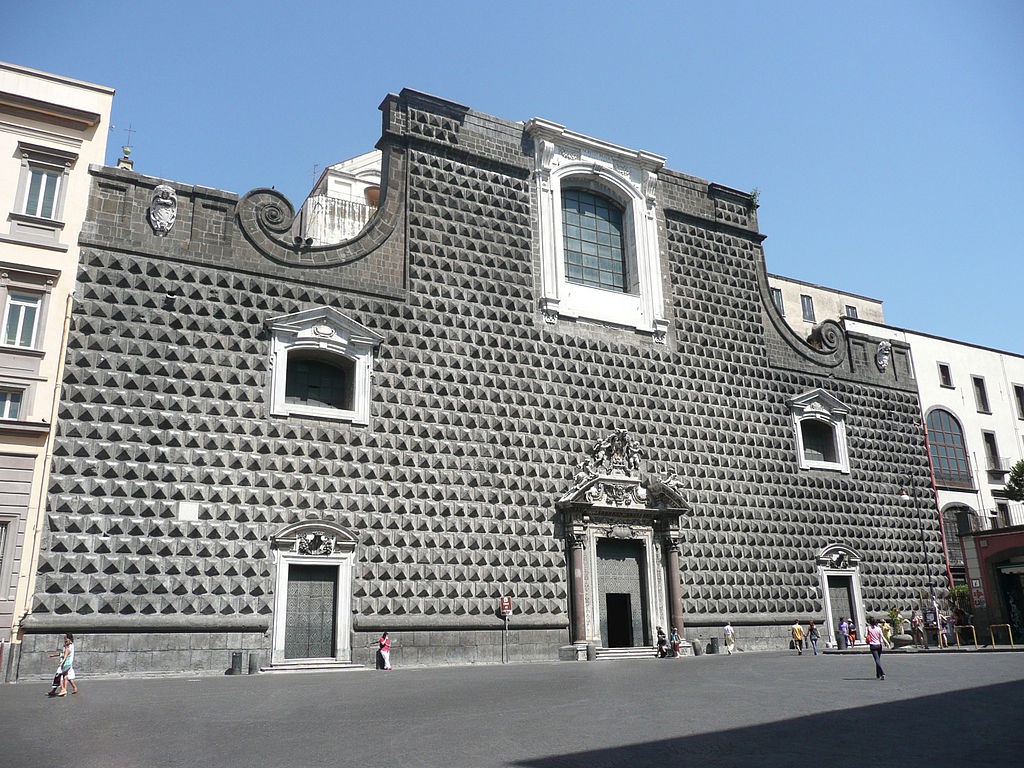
753, 248, 918, 392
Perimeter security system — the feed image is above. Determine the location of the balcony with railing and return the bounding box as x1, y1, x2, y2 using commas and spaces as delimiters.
989, 502, 1024, 530
985, 455, 1014, 474
297, 195, 378, 246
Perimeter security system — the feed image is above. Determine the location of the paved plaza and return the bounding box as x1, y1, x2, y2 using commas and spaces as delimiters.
2, 650, 1022, 767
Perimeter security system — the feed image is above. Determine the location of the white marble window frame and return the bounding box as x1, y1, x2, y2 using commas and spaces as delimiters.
527, 119, 668, 341
266, 309, 382, 426
789, 390, 851, 474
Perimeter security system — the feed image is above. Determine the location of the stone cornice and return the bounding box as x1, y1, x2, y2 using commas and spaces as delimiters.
20, 615, 270, 633
524, 117, 666, 172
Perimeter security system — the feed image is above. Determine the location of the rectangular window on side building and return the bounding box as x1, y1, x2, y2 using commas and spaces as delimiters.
845, 305, 858, 318
996, 503, 1010, 528
23, 166, 62, 220
800, 295, 815, 322
1014, 384, 1024, 419
972, 376, 990, 413
982, 431, 1000, 470
938, 363, 953, 388
1, 293, 41, 348
0, 390, 22, 420
770, 288, 784, 315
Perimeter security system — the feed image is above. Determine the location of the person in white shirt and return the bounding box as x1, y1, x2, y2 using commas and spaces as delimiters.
723, 623, 735, 655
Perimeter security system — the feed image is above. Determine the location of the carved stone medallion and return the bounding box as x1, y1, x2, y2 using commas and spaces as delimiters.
297, 530, 336, 556
875, 340, 892, 372
147, 184, 178, 236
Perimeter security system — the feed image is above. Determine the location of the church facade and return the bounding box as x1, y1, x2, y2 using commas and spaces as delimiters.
13, 89, 944, 677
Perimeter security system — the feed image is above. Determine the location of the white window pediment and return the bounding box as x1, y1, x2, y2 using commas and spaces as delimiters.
788, 389, 850, 474
526, 118, 668, 341
267, 308, 383, 425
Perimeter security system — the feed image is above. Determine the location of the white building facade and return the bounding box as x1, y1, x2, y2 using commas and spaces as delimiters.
292, 150, 381, 246
844, 318, 1024, 584
0, 63, 112, 666
767, 274, 884, 337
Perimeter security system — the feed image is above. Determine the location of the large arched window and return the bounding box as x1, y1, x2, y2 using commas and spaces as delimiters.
926, 409, 973, 489
527, 118, 668, 341
285, 352, 355, 411
561, 189, 627, 292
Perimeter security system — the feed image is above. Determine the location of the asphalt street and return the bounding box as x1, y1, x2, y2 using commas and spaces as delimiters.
1, 650, 1022, 768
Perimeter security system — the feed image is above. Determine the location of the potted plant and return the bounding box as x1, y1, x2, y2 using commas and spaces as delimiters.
888, 608, 913, 648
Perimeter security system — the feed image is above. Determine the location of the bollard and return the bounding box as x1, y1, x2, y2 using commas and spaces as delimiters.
229, 651, 243, 675
248, 652, 260, 674
709, 637, 720, 654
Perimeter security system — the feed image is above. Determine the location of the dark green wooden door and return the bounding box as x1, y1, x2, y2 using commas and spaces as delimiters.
285, 564, 337, 659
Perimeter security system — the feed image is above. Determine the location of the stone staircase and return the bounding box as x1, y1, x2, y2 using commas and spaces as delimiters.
594, 646, 657, 661
261, 659, 366, 674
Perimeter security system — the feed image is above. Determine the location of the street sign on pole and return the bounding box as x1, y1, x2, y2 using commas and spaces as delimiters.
500, 596, 512, 663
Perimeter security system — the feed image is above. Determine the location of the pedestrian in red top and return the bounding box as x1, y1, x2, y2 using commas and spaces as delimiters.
378, 631, 392, 670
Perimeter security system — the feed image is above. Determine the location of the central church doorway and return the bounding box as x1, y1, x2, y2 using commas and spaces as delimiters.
597, 539, 649, 647
284, 564, 337, 659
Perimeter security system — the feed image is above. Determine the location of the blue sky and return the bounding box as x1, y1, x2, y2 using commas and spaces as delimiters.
4, 1, 1022, 351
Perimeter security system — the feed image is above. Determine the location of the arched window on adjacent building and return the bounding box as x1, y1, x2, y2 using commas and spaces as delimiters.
926, 409, 973, 489
561, 188, 628, 293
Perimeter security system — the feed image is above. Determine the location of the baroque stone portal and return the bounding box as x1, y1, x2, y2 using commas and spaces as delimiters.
558, 431, 690, 659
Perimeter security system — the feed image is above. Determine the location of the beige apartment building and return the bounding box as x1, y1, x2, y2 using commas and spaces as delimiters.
767, 273, 885, 334
0, 63, 112, 668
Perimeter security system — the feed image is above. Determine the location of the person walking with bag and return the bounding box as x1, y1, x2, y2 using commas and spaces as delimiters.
49, 633, 76, 696
669, 627, 682, 659
723, 622, 735, 655
866, 618, 890, 680
791, 620, 804, 655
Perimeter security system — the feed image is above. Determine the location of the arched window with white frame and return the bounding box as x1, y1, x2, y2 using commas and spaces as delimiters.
267, 308, 383, 425
526, 118, 668, 341
788, 389, 851, 473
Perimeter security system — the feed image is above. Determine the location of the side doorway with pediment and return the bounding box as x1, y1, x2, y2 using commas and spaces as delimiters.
270, 520, 358, 665
816, 543, 866, 648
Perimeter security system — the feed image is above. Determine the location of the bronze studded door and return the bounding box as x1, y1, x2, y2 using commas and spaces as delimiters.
285, 564, 338, 659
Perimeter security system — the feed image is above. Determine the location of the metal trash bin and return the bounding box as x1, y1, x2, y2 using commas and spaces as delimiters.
709, 637, 720, 654
692, 638, 703, 656
248, 652, 260, 674
838, 633, 848, 650
229, 651, 243, 675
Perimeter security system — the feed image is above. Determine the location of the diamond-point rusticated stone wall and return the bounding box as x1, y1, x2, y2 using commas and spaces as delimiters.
15, 88, 943, 678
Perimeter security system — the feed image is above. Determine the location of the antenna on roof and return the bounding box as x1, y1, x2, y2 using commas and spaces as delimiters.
113, 122, 136, 170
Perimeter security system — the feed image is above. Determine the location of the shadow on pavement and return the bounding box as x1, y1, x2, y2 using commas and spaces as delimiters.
513, 680, 1024, 767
